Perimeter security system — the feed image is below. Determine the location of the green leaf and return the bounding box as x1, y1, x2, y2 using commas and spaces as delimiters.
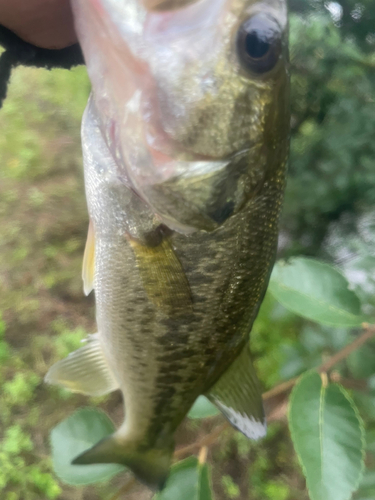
50, 407, 125, 485
359, 470, 375, 490
269, 258, 365, 326
199, 462, 213, 500
354, 391, 375, 421
154, 457, 213, 500
347, 344, 375, 379
356, 467, 375, 500
188, 396, 220, 419
289, 371, 365, 500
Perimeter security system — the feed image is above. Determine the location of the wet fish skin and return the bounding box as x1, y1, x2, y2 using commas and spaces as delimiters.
46, 0, 290, 489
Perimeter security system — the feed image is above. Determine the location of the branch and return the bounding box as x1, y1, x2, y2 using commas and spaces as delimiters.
263, 323, 375, 400
176, 323, 375, 458
318, 323, 375, 373
174, 422, 228, 459
109, 477, 136, 500
262, 377, 299, 401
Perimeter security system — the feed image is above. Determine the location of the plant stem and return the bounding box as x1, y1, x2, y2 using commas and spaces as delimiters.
263, 323, 375, 400
176, 323, 375, 459
198, 446, 208, 465
318, 323, 375, 373
109, 477, 136, 500
175, 422, 228, 459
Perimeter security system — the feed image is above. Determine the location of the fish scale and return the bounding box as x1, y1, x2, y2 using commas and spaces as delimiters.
45, 0, 290, 489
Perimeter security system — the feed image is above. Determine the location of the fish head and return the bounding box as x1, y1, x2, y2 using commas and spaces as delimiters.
74, 0, 290, 232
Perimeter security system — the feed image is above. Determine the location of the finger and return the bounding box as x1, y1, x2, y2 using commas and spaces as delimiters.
0, 0, 77, 49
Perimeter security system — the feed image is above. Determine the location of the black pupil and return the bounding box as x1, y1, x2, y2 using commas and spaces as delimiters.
237, 14, 281, 74
245, 32, 270, 59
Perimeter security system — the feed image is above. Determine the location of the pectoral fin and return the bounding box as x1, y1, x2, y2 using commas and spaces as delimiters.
82, 219, 95, 296
44, 334, 119, 397
129, 236, 193, 316
206, 343, 266, 439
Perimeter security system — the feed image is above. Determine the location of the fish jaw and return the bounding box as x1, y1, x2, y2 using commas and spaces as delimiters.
72, 0, 289, 231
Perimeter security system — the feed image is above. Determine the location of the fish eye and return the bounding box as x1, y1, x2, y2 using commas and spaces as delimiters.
236, 13, 283, 74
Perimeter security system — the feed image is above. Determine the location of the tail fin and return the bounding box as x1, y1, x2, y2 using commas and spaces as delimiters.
72, 431, 174, 490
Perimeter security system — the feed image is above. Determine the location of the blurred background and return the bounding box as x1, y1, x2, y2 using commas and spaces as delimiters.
1, 0, 375, 499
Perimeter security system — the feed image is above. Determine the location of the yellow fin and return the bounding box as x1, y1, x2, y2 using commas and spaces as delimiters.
82, 219, 95, 296
129, 237, 193, 316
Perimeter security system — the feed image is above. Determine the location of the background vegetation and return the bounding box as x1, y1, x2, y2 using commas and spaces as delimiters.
0, 0, 375, 499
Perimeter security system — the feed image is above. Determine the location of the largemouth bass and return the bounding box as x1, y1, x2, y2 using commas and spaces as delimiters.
46, 0, 290, 489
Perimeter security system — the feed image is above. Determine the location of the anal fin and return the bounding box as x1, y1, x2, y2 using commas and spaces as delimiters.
82, 219, 95, 296
45, 334, 119, 397
206, 343, 266, 440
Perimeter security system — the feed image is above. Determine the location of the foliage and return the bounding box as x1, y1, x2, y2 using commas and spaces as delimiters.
0, 314, 62, 500
51, 408, 124, 485
155, 457, 213, 500
269, 258, 365, 327
188, 397, 220, 419
289, 371, 364, 500
284, 2, 375, 256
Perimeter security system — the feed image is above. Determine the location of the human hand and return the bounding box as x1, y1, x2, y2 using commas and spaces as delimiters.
0, 0, 77, 49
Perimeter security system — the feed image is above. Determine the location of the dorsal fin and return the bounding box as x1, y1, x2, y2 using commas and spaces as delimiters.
82, 219, 95, 296
206, 343, 266, 440
129, 236, 193, 317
